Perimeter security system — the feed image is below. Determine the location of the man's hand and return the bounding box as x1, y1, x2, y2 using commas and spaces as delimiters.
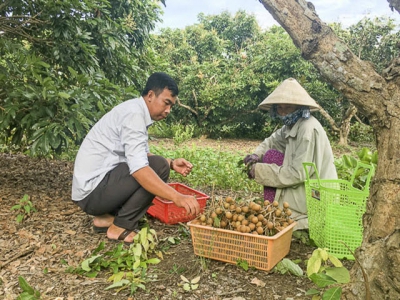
174, 195, 200, 216
171, 158, 193, 177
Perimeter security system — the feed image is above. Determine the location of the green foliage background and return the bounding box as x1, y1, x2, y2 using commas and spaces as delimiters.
1, 2, 398, 157
0, 0, 162, 155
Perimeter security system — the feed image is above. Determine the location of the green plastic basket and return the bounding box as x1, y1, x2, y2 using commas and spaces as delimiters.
303, 162, 375, 260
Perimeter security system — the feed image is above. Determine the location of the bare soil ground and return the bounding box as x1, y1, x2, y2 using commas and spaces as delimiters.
0, 138, 352, 300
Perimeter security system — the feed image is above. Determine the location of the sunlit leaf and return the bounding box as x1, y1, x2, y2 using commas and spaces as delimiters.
146, 258, 161, 265
307, 255, 322, 276
104, 279, 130, 290
191, 276, 200, 284
328, 255, 342, 268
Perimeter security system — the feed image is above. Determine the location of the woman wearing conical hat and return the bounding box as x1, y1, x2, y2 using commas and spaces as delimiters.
243, 78, 337, 230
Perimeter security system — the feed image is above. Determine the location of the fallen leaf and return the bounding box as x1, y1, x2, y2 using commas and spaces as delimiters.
250, 277, 266, 287
75, 250, 85, 257
37, 246, 46, 254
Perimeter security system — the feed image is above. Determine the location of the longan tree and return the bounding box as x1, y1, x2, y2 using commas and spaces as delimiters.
0, 0, 163, 155
258, 0, 400, 298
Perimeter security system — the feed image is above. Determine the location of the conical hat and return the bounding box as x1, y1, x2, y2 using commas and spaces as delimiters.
258, 78, 320, 111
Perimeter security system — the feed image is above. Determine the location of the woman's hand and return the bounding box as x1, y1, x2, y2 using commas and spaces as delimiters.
243, 154, 259, 179
171, 158, 193, 177
243, 154, 259, 166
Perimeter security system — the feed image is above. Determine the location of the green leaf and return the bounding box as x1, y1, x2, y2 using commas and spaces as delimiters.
142, 239, 150, 252
140, 227, 147, 244
325, 267, 350, 284
133, 259, 140, 269
132, 244, 142, 257
328, 255, 342, 267
16, 215, 24, 223
97, 100, 105, 113
18, 276, 35, 294
305, 288, 321, 295
343, 155, 357, 168
105, 279, 130, 290
85, 271, 99, 278
58, 92, 71, 99
307, 254, 322, 276
17, 293, 37, 300
319, 249, 329, 261
81, 255, 102, 271
183, 283, 191, 291
11, 204, 22, 210
371, 151, 378, 164
278, 258, 304, 277
24, 205, 31, 214
37, 61, 50, 68
146, 258, 161, 265
322, 287, 342, 300
309, 273, 337, 288
236, 259, 249, 271
357, 147, 372, 162
108, 272, 125, 283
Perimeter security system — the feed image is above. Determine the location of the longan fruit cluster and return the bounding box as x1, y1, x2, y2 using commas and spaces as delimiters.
191, 196, 294, 236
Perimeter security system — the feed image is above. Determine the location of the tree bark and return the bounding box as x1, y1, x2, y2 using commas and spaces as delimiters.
339, 104, 357, 146
258, 0, 400, 299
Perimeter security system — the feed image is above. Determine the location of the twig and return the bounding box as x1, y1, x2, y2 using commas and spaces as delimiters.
217, 288, 245, 296
178, 222, 189, 230
60, 208, 79, 215
0, 246, 36, 269
340, 241, 370, 300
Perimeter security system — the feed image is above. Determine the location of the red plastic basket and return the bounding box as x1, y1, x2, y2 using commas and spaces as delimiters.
147, 183, 210, 224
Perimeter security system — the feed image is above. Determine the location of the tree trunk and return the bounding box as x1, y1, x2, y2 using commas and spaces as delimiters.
339, 105, 357, 146
258, 0, 400, 298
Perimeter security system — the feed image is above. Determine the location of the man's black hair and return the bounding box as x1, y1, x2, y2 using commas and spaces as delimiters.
141, 72, 179, 97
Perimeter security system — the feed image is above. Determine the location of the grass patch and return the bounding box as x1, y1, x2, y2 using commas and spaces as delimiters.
150, 144, 261, 194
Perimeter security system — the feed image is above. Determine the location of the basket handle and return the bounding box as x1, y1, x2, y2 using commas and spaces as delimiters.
349, 161, 375, 191
303, 162, 321, 184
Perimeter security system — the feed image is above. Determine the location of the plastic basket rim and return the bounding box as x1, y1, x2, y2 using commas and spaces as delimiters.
306, 179, 370, 195
154, 182, 210, 204
187, 220, 296, 240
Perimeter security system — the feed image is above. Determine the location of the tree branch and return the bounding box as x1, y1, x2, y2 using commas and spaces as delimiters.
258, 0, 390, 129
175, 97, 198, 116
318, 106, 340, 132
387, 0, 400, 14
0, 12, 46, 42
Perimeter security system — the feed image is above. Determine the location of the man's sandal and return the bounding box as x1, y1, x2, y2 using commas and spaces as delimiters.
117, 228, 140, 245
93, 225, 108, 233
93, 219, 147, 234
